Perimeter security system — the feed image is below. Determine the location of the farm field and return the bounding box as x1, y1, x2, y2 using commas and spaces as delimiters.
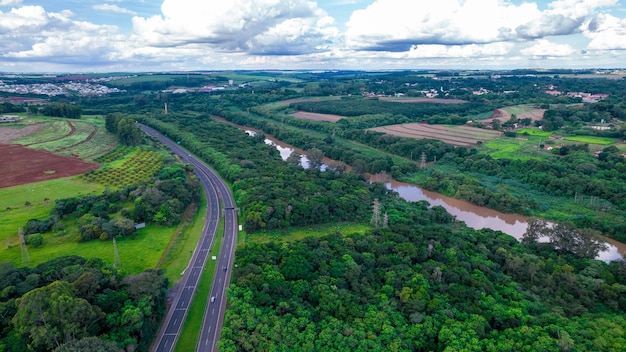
80, 147, 164, 188
2, 116, 116, 160
564, 135, 616, 145
291, 111, 346, 122
0, 144, 99, 188
370, 123, 502, 147
479, 104, 546, 123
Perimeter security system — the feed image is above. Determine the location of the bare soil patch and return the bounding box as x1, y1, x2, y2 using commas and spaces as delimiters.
0, 144, 99, 188
0, 124, 44, 144
291, 111, 345, 122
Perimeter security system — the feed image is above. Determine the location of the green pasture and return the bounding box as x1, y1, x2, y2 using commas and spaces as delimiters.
466, 111, 494, 121
15, 119, 71, 145
0, 178, 104, 249
482, 138, 546, 160
564, 135, 616, 145
516, 128, 552, 137
1, 222, 177, 274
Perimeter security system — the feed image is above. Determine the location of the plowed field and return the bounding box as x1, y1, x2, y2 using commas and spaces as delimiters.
0, 144, 98, 188
370, 123, 502, 147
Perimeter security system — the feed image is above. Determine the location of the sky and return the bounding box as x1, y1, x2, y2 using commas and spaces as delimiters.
0, 0, 625, 72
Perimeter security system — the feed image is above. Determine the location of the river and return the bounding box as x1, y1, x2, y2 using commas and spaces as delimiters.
239, 123, 625, 262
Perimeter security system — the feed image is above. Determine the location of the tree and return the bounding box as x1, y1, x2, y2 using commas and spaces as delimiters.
54, 336, 123, 352
116, 117, 143, 146
307, 148, 324, 169
104, 113, 124, 134
12, 281, 103, 350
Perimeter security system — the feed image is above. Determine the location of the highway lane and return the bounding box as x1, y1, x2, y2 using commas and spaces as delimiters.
140, 125, 237, 352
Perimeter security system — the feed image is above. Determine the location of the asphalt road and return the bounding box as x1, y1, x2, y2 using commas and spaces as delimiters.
140, 125, 238, 352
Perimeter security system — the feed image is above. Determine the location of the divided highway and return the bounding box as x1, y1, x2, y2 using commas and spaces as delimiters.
140, 125, 238, 352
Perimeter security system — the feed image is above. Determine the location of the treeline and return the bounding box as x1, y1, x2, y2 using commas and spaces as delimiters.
23, 162, 199, 242
42, 102, 81, 119
290, 96, 490, 121
105, 113, 144, 145
140, 114, 388, 232
0, 102, 23, 114
0, 256, 168, 352
220, 195, 626, 351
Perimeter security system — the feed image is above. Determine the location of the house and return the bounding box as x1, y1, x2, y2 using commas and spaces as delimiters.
0, 115, 19, 123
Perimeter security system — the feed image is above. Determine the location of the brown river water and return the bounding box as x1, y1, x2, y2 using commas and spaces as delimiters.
236, 122, 625, 262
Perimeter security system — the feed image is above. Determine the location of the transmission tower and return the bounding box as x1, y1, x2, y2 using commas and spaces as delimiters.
113, 237, 121, 268
371, 198, 381, 228
420, 152, 426, 168
383, 213, 388, 228
18, 228, 31, 266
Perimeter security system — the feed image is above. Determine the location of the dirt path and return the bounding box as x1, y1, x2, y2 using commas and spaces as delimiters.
25, 120, 76, 146
55, 126, 99, 153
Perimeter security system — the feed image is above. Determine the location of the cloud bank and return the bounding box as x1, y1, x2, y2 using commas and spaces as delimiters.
0, 0, 624, 72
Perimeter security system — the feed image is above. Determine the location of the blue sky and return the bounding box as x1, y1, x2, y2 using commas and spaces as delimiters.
0, 0, 625, 72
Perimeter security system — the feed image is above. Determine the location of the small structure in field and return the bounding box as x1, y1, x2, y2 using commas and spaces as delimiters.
0, 115, 19, 123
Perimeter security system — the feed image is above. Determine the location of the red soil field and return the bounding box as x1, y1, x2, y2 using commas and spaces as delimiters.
0, 144, 99, 188
291, 111, 345, 122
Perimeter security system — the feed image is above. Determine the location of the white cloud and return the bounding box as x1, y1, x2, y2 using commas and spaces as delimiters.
344, 0, 615, 51
584, 13, 626, 50
131, 0, 338, 55
520, 39, 576, 57
406, 42, 514, 59
0, 0, 22, 7
93, 4, 137, 15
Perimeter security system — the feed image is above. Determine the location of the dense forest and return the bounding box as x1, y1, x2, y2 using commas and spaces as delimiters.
219, 195, 626, 351
0, 256, 168, 352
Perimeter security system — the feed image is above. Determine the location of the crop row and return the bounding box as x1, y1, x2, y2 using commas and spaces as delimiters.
81, 148, 163, 188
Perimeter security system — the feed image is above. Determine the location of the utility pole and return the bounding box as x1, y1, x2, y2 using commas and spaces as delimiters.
113, 237, 121, 269
371, 198, 381, 228
18, 228, 30, 266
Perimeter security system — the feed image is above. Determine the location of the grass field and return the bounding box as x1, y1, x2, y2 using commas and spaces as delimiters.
1, 221, 177, 274
0, 178, 104, 253
516, 128, 553, 137
564, 135, 616, 145
0, 177, 175, 274
482, 138, 546, 160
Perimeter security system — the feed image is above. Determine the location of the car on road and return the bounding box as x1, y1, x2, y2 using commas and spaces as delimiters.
211, 296, 215, 303
223, 266, 227, 271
